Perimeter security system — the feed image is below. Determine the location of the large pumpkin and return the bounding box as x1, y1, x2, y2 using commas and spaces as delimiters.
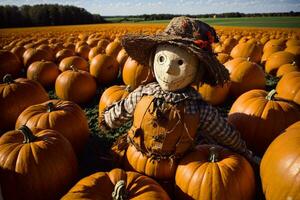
55, 66, 97, 104
59, 56, 89, 72
276, 71, 300, 105
260, 121, 300, 200
122, 57, 155, 90
98, 85, 130, 115
265, 51, 297, 74
0, 75, 49, 133
175, 145, 255, 200
61, 168, 170, 200
224, 58, 265, 97
15, 99, 89, 153
0, 126, 78, 200
230, 41, 263, 63
90, 54, 119, 85
0, 50, 22, 79
23, 48, 54, 68
27, 60, 60, 87
197, 82, 231, 105
228, 89, 300, 156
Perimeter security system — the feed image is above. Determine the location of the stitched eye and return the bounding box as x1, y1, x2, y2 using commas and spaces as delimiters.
158, 55, 166, 64
178, 59, 183, 65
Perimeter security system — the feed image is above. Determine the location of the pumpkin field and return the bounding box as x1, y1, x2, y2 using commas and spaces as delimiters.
0, 22, 300, 200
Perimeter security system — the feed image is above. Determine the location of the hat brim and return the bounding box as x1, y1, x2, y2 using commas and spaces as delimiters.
121, 34, 229, 86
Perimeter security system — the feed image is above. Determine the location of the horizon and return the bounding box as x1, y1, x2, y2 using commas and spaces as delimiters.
0, 0, 300, 16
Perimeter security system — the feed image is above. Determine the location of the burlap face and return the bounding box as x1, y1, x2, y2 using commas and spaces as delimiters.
154, 44, 198, 91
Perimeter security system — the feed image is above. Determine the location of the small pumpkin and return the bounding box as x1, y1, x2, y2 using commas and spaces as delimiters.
260, 121, 300, 200
265, 51, 297, 75
55, 66, 97, 104
197, 82, 231, 105
10, 46, 26, 64
105, 41, 122, 58
122, 57, 155, 90
76, 44, 90, 60
0, 126, 78, 200
228, 89, 300, 156
27, 60, 60, 87
0, 75, 49, 133
88, 46, 105, 61
59, 56, 89, 72
224, 58, 265, 97
15, 99, 89, 153
116, 49, 129, 70
61, 168, 170, 200
23, 48, 54, 68
276, 71, 300, 105
55, 49, 76, 63
90, 54, 119, 85
276, 61, 299, 77
175, 145, 255, 200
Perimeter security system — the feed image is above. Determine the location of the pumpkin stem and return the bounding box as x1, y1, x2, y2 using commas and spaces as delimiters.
246, 57, 251, 62
291, 61, 296, 66
209, 146, 219, 162
112, 180, 128, 200
266, 89, 277, 101
47, 102, 55, 112
70, 65, 78, 72
3, 74, 14, 84
19, 125, 37, 143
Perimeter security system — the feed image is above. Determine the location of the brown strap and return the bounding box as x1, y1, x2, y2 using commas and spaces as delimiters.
133, 95, 155, 129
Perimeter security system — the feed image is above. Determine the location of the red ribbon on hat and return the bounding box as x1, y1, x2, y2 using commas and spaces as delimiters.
193, 40, 210, 49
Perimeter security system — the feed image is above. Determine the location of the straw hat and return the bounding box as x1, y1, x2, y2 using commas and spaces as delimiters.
121, 16, 229, 86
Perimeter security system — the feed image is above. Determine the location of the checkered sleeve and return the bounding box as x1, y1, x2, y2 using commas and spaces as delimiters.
103, 85, 144, 129
198, 100, 248, 154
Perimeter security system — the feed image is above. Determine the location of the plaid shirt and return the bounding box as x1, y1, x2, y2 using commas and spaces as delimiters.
103, 82, 249, 155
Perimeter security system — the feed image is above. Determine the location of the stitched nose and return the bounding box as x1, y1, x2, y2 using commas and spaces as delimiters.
165, 60, 180, 75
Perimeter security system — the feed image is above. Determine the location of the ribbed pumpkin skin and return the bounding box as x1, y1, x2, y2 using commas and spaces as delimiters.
224, 58, 265, 97
0, 50, 22, 79
27, 61, 60, 87
276, 71, 300, 105
55, 68, 97, 104
0, 77, 49, 133
0, 128, 78, 200
99, 85, 129, 114
124, 144, 177, 180
276, 63, 299, 77
197, 82, 231, 105
175, 145, 255, 200
228, 89, 300, 156
61, 168, 170, 200
15, 99, 89, 153
90, 54, 119, 84
55, 49, 76, 62
59, 56, 89, 72
105, 41, 122, 58
230, 42, 263, 63
23, 48, 54, 68
260, 121, 300, 200
265, 51, 296, 74
122, 57, 155, 90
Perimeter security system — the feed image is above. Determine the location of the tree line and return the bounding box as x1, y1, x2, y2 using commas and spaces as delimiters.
111, 12, 300, 21
0, 4, 106, 28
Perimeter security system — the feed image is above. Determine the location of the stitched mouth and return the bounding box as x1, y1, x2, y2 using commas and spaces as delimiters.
157, 73, 194, 85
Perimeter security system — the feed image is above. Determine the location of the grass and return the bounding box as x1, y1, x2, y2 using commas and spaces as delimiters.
105, 16, 300, 28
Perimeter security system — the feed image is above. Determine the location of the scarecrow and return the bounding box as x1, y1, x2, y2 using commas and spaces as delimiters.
99, 16, 260, 177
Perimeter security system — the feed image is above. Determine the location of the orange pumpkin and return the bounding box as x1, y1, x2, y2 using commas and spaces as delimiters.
10, 46, 26, 63
61, 168, 170, 200
265, 51, 297, 74
15, 99, 89, 153
90, 54, 119, 85
276, 71, 300, 105
59, 56, 89, 72
0, 126, 78, 200
0, 75, 49, 133
27, 61, 60, 87
76, 44, 90, 60
105, 41, 122, 57
116, 49, 129, 70
260, 121, 300, 200
230, 41, 263, 63
276, 61, 299, 77
216, 53, 231, 64
88, 46, 105, 61
55, 66, 96, 104
228, 89, 300, 156
23, 48, 54, 68
55, 49, 76, 63
122, 57, 155, 90
97, 38, 110, 49
197, 82, 231, 105
0, 50, 22, 79
175, 145, 255, 200
224, 58, 265, 97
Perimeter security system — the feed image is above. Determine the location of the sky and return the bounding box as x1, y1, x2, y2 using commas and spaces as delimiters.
0, 0, 300, 16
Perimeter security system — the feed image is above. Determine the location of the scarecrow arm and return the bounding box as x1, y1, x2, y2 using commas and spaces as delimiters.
197, 101, 254, 158
100, 86, 144, 130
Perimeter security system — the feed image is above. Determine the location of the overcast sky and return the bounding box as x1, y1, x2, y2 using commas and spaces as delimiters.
0, 0, 299, 16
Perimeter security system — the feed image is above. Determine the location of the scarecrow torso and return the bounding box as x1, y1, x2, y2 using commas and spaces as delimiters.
128, 95, 200, 159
